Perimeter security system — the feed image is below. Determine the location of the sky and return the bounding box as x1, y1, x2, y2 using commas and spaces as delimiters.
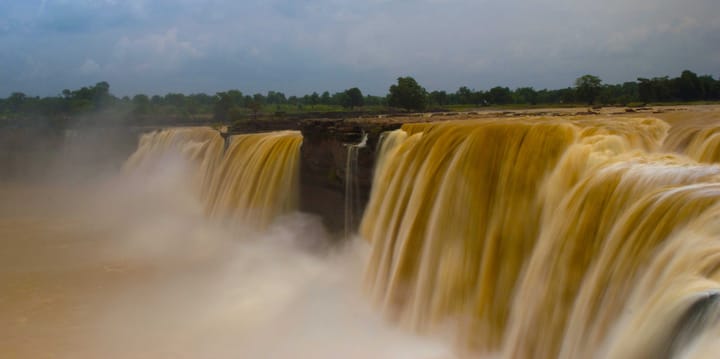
1, 0, 719, 97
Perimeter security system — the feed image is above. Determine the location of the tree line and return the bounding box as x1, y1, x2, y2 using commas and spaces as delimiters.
1, 69, 718, 126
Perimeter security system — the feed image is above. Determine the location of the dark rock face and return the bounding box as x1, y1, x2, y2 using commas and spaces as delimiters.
230, 116, 438, 234
298, 119, 402, 235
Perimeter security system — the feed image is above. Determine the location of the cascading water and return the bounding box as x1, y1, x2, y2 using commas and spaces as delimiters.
0, 125, 457, 359
665, 123, 720, 164
124, 127, 225, 193
205, 130, 302, 228
344, 132, 368, 238
124, 127, 302, 229
10, 113, 720, 358
360, 115, 720, 358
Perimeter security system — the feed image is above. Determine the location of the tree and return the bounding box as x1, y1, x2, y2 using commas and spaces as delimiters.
575, 74, 603, 105
330, 92, 346, 106
226, 90, 244, 106
132, 94, 151, 114
365, 94, 386, 106
342, 87, 364, 109
151, 95, 163, 105
429, 90, 448, 106
92, 81, 111, 108
470, 90, 486, 106
213, 90, 243, 123
488, 86, 512, 104
620, 81, 639, 103
287, 95, 299, 108
637, 78, 653, 103
164, 93, 186, 108
266, 91, 287, 106
388, 76, 428, 111
7, 92, 27, 112
456, 86, 474, 104
675, 70, 701, 101
514, 87, 538, 105
308, 92, 320, 108
246, 93, 264, 119
320, 91, 331, 105
698, 75, 717, 100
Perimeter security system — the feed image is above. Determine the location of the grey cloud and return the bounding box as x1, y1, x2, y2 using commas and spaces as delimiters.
0, 0, 718, 97
109, 29, 203, 73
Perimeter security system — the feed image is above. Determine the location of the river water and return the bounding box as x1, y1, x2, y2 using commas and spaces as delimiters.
0, 157, 453, 359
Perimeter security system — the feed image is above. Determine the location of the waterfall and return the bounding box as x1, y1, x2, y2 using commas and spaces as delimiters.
124, 127, 225, 179
118, 115, 720, 358
205, 130, 303, 228
361, 116, 720, 358
124, 127, 302, 229
344, 132, 368, 238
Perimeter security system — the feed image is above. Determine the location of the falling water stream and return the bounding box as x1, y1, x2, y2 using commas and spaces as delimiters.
4, 111, 720, 358
345, 132, 368, 239
362, 115, 720, 358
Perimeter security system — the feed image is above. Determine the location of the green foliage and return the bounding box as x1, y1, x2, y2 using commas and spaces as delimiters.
456, 86, 474, 104
341, 87, 364, 109
60, 81, 113, 112
7, 92, 27, 112
132, 94, 150, 114
514, 87, 538, 105
266, 91, 286, 105
246, 94, 264, 119
488, 86, 513, 105
2, 69, 719, 128
429, 90, 448, 107
388, 76, 428, 111
213, 92, 234, 123
364, 94, 386, 106
228, 107, 246, 122
575, 74, 603, 105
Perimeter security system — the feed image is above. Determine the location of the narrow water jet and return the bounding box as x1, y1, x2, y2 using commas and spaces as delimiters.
345, 132, 368, 238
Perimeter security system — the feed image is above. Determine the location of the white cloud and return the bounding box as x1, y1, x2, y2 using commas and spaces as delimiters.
1, 0, 719, 96
111, 28, 202, 73
79, 58, 101, 75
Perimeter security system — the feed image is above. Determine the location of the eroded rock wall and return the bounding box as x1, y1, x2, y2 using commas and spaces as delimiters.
298, 119, 402, 234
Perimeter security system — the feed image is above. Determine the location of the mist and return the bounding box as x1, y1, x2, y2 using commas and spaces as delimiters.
0, 140, 455, 358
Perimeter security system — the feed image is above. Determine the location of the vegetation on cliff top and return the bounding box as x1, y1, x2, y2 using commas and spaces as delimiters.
1, 70, 719, 128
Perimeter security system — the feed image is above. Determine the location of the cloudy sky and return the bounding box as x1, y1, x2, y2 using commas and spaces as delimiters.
1, 0, 718, 97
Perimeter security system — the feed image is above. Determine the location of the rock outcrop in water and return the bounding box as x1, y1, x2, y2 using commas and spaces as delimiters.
298, 118, 401, 232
